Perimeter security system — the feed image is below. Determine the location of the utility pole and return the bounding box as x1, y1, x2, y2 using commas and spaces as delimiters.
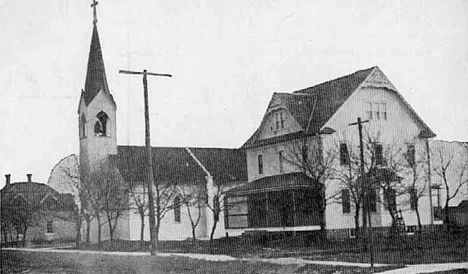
349, 117, 374, 272
119, 69, 172, 255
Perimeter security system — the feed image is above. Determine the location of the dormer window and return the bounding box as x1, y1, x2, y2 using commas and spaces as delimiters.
274, 110, 286, 130
80, 114, 87, 139
94, 111, 109, 136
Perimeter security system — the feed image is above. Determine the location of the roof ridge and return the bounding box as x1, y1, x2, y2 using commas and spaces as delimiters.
117, 145, 241, 150
293, 66, 376, 94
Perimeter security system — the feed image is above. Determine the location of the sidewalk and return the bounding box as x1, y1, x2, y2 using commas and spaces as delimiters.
379, 263, 468, 274
2, 247, 467, 273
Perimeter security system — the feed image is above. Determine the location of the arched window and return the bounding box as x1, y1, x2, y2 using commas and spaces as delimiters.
174, 196, 181, 223
80, 114, 87, 138
94, 111, 109, 136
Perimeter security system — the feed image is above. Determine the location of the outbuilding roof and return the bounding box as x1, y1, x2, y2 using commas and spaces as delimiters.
0, 181, 75, 210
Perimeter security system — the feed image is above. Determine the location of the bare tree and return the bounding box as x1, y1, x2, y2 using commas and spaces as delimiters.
47, 155, 95, 246
153, 180, 181, 246
282, 137, 338, 242
401, 148, 427, 233
335, 140, 364, 238
83, 160, 129, 246
180, 184, 205, 242
432, 143, 468, 231
127, 180, 147, 248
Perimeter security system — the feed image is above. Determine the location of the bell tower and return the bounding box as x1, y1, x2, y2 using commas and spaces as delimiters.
78, 0, 117, 176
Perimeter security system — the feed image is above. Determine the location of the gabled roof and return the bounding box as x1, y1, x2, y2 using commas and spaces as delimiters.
0, 182, 75, 209
82, 24, 111, 106
243, 67, 375, 147
243, 66, 436, 148
293, 67, 375, 134
110, 146, 247, 184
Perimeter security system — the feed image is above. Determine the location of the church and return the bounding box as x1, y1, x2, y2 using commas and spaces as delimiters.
76, 5, 467, 243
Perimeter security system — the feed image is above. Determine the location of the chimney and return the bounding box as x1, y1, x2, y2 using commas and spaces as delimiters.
27, 174, 32, 183
5, 174, 11, 185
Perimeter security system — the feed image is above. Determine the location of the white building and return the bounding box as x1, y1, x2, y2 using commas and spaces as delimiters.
70, 13, 467, 243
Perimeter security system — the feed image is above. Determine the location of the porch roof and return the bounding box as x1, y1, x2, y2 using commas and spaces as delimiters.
225, 172, 313, 196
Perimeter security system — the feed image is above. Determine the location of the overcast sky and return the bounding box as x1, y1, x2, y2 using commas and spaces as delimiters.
0, 0, 467, 186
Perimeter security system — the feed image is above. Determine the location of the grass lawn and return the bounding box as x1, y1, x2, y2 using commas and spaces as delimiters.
71, 231, 468, 265
0, 250, 399, 274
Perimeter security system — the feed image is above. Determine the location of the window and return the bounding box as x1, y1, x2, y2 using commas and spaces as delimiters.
406, 144, 415, 166
342, 189, 351, 214
340, 143, 349, 165
366, 102, 373, 120
280, 112, 285, 129
94, 111, 109, 136
366, 102, 387, 120
274, 111, 285, 130
369, 189, 377, 213
375, 144, 383, 166
381, 103, 387, 120
225, 196, 248, 229
349, 228, 357, 238
374, 102, 380, 120
258, 154, 263, 174
46, 220, 53, 233
80, 114, 87, 138
278, 151, 284, 173
174, 196, 181, 223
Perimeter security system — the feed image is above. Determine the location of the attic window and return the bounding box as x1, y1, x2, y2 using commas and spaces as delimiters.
366, 102, 387, 121
94, 111, 109, 136
274, 111, 285, 130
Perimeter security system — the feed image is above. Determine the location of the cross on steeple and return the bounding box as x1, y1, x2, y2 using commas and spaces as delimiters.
91, 0, 98, 25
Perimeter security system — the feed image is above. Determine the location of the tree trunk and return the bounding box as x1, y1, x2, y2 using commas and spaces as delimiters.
108, 215, 114, 242
191, 225, 197, 242
354, 206, 360, 238
318, 208, 326, 243
3, 230, 7, 244
76, 213, 82, 249
140, 212, 145, 248
444, 201, 451, 231
96, 214, 102, 249
209, 218, 219, 252
415, 204, 422, 234
22, 225, 28, 247
85, 218, 91, 243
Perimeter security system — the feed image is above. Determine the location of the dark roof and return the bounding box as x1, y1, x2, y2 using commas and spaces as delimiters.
110, 146, 247, 184
293, 67, 375, 134
82, 24, 110, 106
225, 172, 314, 195
1, 182, 75, 209
243, 67, 375, 147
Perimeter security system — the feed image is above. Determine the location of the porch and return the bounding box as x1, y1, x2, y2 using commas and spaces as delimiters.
224, 173, 322, 231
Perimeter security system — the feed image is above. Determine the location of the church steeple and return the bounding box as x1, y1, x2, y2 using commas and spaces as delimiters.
83, 24, 110, 105
82, 0, 111, 106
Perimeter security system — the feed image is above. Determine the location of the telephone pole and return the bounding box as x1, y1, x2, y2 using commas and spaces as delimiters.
119, 69, 172, 255
349, 117, 374, 271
